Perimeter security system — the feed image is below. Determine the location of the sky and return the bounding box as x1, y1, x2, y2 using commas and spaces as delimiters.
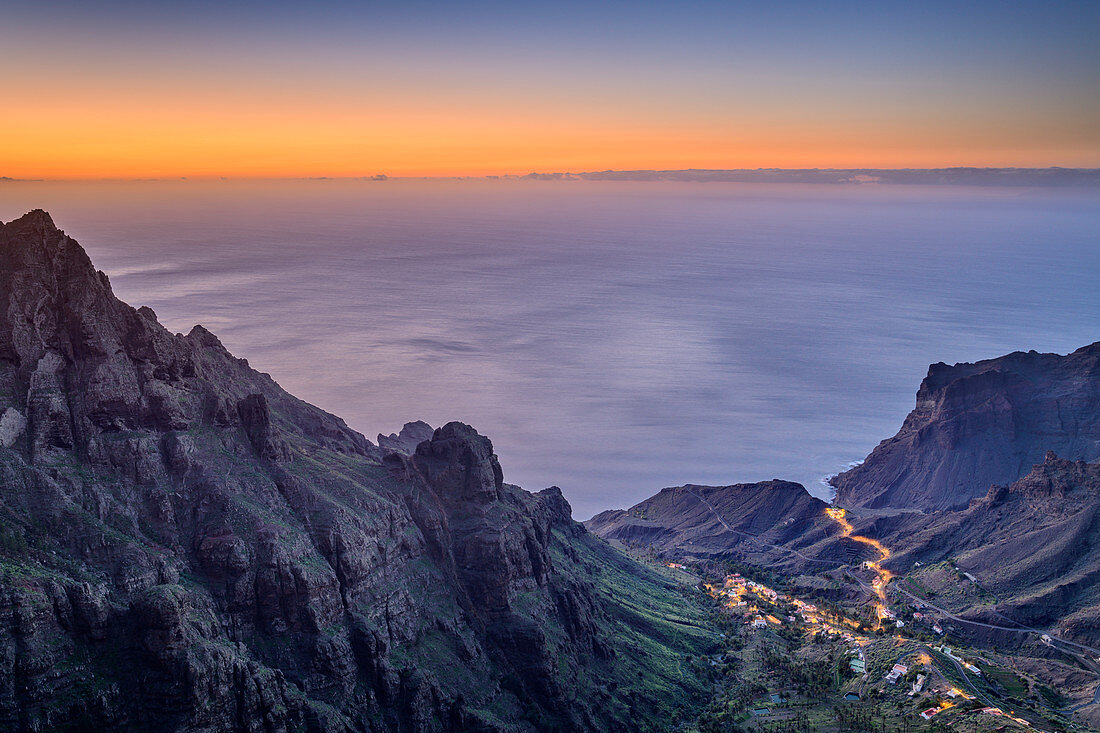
2, 0, 1098, 178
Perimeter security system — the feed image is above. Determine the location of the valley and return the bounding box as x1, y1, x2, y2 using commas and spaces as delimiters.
642, 510, 1097, 730
589, 336, 1100, 731
605, 483, 1100, 732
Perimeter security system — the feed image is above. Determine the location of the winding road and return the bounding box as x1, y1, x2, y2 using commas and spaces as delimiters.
894, 585, 1100, 658
684, 488, 1100, 713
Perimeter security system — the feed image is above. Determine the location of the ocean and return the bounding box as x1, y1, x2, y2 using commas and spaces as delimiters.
2, 179, 1098, 518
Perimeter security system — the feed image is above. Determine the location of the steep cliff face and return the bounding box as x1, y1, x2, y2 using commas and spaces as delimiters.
585, 481, 842, 567
832, 344, 1100, 510
0, 211, 710, 732
877, 453, 1100, 646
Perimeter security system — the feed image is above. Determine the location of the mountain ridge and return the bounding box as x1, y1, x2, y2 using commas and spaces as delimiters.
584, 480, 849, 569
863, 451, 1100, 647
0, 210, 711, 732
832, 342, 1100, 510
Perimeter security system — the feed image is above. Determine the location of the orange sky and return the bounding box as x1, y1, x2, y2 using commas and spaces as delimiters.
3, 2, 1098, 178
6, 89, 1095, 179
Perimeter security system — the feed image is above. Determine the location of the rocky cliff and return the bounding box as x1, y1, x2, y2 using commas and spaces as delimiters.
0, 211, 711, 732
832, 343, 1100, 510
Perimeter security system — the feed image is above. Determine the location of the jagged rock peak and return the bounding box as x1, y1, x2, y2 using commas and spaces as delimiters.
186, 323, 229, 351
537, 485, 574, 522
5, 208, 58, 232
0, 209, 89, 277
1003, 450, 1100, 500
0, 210, 380, 461
378, 419, 435, 455
413, 421, 504, 504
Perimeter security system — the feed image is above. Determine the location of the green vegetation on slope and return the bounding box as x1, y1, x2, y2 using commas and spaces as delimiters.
551, 530, 716, 731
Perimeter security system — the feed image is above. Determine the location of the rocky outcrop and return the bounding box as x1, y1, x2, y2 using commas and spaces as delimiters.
0, 211, 710, 732
832, 343, 1100, 510
377, 421, 434, 456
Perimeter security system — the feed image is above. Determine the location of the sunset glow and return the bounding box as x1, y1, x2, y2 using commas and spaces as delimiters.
3, 0, 1098, 178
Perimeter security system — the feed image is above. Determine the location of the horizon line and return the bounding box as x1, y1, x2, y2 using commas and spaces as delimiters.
3, 165, 1100, 184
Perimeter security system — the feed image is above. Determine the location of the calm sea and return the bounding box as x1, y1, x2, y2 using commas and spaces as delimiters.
3, 179, 1098, 518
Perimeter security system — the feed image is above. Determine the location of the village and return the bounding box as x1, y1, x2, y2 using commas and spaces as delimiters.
701, 569, 1050, 731
676, 506, 1080, 732
622, 501, 1098, 732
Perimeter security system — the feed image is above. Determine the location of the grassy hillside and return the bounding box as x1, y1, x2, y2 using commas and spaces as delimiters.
549, 529, 716, 730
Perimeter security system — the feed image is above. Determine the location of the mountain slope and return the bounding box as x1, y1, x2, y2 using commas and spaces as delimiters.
832, 343, 1100, 510
874, 452, 1100, 647
0, 210, 711, 732
585, 481, 853, 569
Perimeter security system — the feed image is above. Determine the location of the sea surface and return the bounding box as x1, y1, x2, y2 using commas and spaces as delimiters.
2, 179, 1098, 518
